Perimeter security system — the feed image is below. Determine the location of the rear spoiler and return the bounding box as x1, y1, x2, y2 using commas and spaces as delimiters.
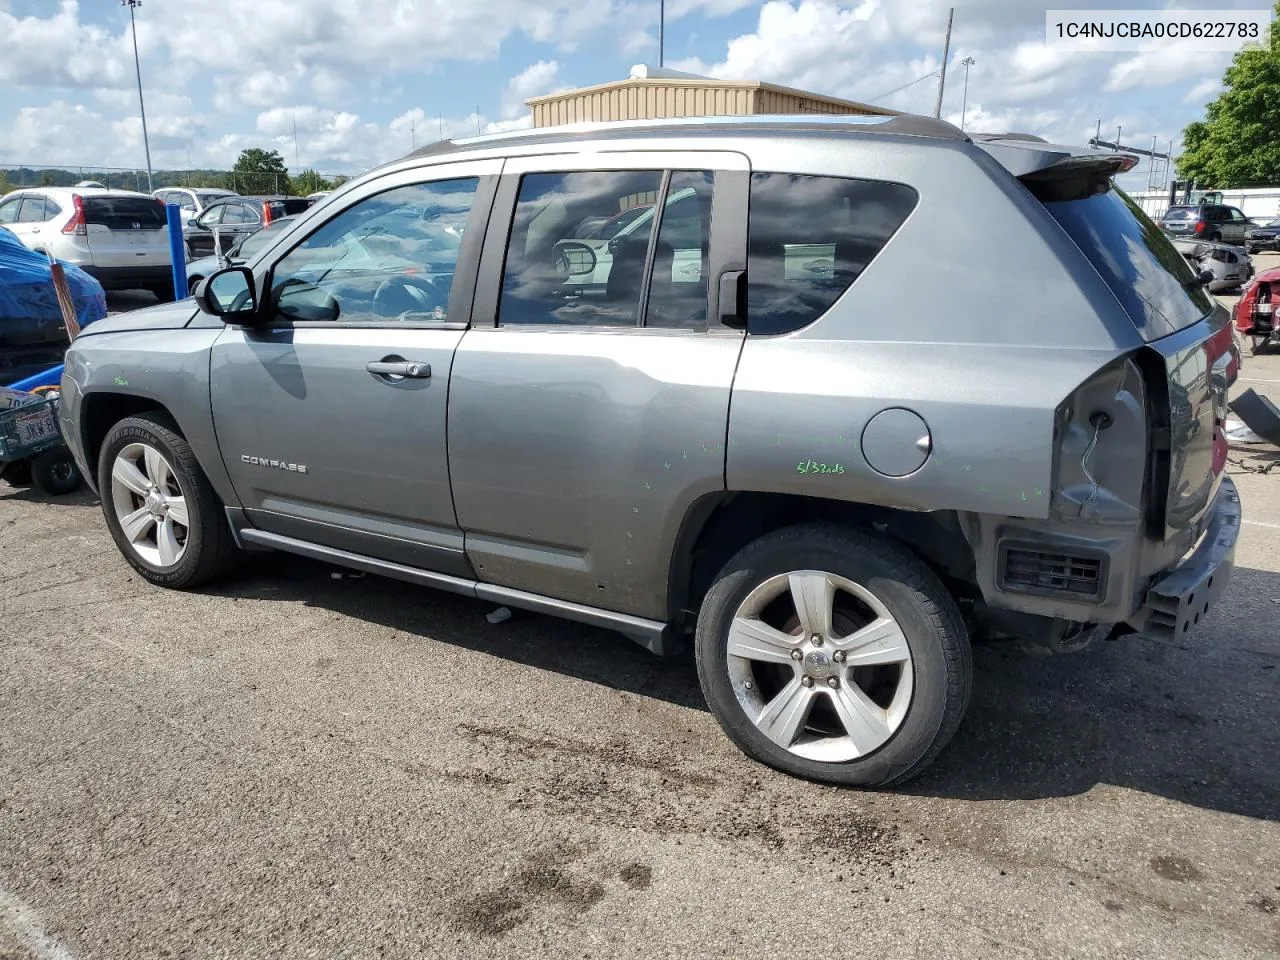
973, 134, 1139, 179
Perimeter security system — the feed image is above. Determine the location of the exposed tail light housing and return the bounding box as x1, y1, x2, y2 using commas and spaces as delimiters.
61, 194, 87, 236
1193, 220, 1207, 235
261, 201, 273, 226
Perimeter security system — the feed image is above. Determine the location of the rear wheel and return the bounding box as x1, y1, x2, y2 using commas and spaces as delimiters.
98, 412, 238, 588
695, 523, 972, 788
1210, 231, 1222, 242
188, 276, 204, 296
31, 448, 83, 495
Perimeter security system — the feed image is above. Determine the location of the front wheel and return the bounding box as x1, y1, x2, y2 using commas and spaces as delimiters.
695, 524, 971, 788
98, 412, 238, 588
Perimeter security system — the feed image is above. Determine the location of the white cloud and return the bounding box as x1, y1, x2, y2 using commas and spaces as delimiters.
501, 60, 564, 118
1183, 77, 1222, 105
1105, 49, 1231, 93
0, 1, 134, 90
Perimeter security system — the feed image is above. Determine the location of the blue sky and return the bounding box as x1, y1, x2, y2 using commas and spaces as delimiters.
0, 0, 1269, 190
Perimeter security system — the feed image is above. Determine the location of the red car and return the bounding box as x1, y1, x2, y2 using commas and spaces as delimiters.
1233, 265, 1280, 354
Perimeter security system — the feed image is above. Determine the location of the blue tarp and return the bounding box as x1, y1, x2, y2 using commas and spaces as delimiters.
1, 225, 106, 385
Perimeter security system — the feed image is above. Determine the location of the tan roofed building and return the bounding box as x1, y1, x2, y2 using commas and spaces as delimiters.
527, 65, 898, 128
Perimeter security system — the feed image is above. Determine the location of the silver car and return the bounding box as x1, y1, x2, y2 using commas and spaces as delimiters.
58, 115, 1242, 787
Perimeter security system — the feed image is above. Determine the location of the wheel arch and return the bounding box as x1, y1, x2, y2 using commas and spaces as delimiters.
666, 491, 979, 632
79, 391, 238, 508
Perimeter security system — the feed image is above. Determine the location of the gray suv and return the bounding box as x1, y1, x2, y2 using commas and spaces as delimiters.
58, 115, 1242, 787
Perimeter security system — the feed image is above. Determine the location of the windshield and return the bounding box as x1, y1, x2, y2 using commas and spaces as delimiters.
1044, 187, 1213, 341
1162, 207, 1195, 221
197, 192, 230, 207
233, 218, 292, 260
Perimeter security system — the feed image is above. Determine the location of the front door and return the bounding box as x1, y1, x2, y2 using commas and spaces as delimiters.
210, 160, 499, 575
448, 152, 749, 619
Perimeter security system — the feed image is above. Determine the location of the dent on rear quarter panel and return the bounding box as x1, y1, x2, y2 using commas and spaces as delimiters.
73, 328, 237, 507
728, 135, 1139, 519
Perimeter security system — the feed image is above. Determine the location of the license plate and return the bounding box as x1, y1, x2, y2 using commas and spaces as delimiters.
14, 409, 58, 445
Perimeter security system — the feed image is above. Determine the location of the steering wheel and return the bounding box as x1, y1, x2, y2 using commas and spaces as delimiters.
373, 275, 446, 319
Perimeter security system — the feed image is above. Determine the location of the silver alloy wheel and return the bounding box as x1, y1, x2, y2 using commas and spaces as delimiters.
109, 442, 190, 568
727, 570, 914, 763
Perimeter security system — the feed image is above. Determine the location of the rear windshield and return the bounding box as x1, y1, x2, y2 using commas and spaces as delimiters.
268, 198, 311, 218
197, 192, 230, 207
1162, 207, 1195, 221
83, 196, 166, 230
1042, 187, 1213, 341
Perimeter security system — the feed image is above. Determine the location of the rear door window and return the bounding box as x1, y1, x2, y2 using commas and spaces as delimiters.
16, 197, 48, 223
746, 173, 918, 335
82, 196, 166, 230
1042, 187, 1213, 341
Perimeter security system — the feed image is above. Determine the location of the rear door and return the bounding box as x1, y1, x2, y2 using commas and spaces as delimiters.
448, 151, 749, 620
1226, 207, 1250, 243
5, 195, 50, 248
82, 194, 168, 268
218, 201, 261, 255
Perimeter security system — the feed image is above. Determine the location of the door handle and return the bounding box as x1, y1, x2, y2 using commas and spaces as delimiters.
30, 228, 40, 234
366, 359, 431, 379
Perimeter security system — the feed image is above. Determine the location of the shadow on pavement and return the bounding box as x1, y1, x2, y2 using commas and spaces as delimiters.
205, 551, 1280, 820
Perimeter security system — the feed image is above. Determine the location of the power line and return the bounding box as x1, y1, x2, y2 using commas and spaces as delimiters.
869, 70, 940, 104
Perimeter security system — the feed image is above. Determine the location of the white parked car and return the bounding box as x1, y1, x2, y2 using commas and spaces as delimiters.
152, 187, 238, 221
0, 187, 174, 300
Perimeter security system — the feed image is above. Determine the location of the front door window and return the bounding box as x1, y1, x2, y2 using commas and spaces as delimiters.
268, 177, 479, 324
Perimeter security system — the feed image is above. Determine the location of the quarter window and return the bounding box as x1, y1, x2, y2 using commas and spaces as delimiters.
746, 173, 917, 335
0, 197, 20, 224
269, 177, 478, 324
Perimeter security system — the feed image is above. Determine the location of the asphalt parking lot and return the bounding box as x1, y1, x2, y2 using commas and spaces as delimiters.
3, 271, 1279, 960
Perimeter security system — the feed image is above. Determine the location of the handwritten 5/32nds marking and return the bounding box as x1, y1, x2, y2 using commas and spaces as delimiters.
796, 459, 845, 475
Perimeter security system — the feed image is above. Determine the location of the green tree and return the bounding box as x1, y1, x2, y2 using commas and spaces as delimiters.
330, 175, 351, 188
0, 170, 12, 195
232, 147, 291, 195
294, 169, 333, 195
39, 171, 57, 186
1177, 5, 1280, 187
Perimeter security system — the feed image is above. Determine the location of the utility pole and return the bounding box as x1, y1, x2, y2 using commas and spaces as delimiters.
410, 119, 416, 151
122, 0, 153, 192
959, 56, 975, 131
933, 7, 954, 119
659, 0, 665, 67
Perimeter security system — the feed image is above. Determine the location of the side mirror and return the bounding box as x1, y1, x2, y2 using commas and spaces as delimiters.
195, 266, 259, 321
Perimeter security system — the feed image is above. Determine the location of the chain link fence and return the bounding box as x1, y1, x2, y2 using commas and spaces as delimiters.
0, 164, 350, 197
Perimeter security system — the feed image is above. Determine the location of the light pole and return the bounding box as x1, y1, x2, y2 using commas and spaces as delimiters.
959, 57, 975, 131
658, 0, 665, 67
122, 0, 153, 192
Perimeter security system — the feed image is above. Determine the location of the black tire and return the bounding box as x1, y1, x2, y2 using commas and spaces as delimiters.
1210, 231, 1222, 242
30, 448, 83, 495
97, 412, 238, 588
188, 276, 203, 296
694, 523, 972, 788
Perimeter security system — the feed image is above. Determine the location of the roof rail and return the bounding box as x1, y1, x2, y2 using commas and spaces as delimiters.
402, 111, 969, 162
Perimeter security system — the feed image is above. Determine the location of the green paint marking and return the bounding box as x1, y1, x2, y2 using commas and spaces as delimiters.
1020, 492, 1028, 502
663, 462, 671, 470
979, 484, 989, 493
795, 459, 846, 476
113, 376, 129, 386
1034, 488, 1044, 498
643, 481, 653, 490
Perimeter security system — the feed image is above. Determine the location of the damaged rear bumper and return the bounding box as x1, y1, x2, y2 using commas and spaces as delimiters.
1128, 476, 1240, 641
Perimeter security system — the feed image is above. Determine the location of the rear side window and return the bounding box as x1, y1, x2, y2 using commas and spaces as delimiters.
82, 196, 166, 229
1043, 188, 1212, 341
746, 173, 918, 335
1163, 207, 1194, 221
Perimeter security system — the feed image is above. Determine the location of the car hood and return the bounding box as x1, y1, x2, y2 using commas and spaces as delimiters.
75, 299, 200, 337
1248, 226, 1280, 235
185, 255, 235, 276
